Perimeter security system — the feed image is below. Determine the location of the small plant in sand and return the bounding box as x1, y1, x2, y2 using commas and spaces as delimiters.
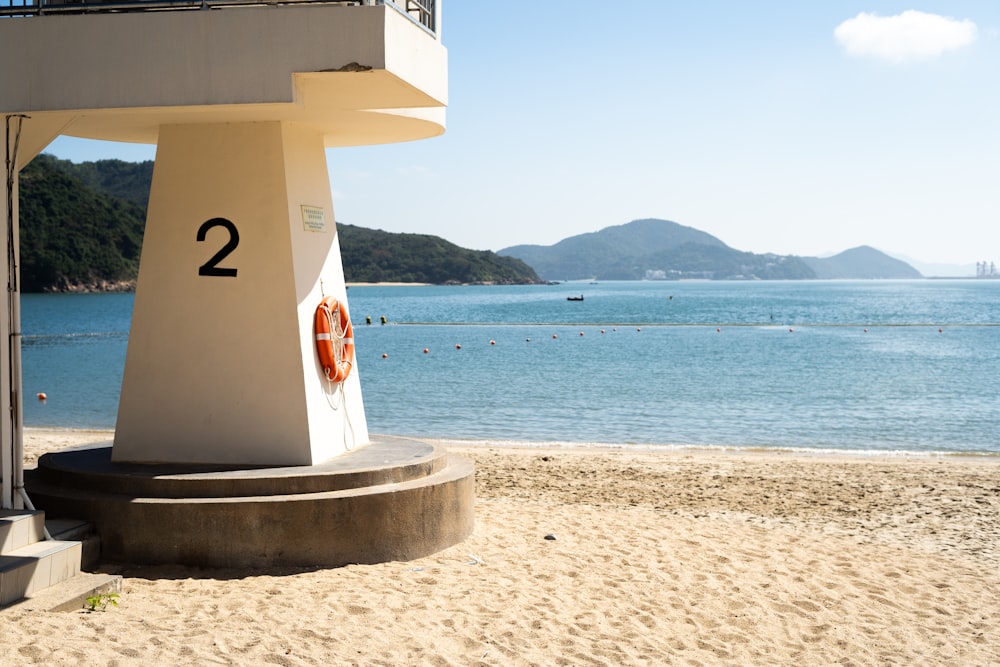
84, 592, 120, 612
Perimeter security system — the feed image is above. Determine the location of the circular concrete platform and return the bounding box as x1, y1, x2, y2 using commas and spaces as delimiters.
26, 436, 475, 569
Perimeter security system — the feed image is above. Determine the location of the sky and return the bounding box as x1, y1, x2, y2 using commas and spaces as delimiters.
45, 2, 1000, 272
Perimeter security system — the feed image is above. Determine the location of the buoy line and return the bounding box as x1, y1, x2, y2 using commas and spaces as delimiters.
387, 321, 1000, 328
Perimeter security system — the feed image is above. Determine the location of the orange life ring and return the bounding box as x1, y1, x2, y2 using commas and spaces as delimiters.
314, 297, 354, 383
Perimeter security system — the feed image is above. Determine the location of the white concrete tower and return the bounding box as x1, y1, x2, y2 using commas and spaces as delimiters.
0, 1, 447, 473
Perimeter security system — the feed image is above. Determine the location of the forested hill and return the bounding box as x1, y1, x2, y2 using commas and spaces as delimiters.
337, 224, 538, 285
18, 154, 147, 292
17, 155, 539, 291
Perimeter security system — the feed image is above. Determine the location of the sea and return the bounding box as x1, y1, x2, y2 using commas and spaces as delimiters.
20, 280, 1000, 456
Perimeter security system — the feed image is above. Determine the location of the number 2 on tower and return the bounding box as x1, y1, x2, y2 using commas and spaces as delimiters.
197, 218, 239, 277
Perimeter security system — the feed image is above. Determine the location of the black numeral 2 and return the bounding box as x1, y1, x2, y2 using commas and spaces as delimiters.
197, 218, 239, 277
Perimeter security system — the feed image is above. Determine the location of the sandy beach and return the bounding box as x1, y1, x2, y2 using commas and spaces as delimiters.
3, 429, 998, 666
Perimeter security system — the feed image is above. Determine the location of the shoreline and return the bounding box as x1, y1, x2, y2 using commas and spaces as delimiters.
9, 428, 999, 664
345, 282, 431, 287
24, 426, 1000, 461
431, 436, 1000, 460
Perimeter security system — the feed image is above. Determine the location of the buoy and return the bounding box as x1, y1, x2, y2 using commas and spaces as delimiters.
455, 344, 461, 350
37, 392, 46, 401
489, 339, 496, 346
600, 329, 605, 334
863, 328, 868, 333
789, 328, 794, 333
636, 327, 641, 332
382, 353, 388, 359
579, 331, 584, 336
716, 328, 721, 333
552, 334, 558, 339
423, 348, 429, 354
938, 328, 943, 333
314, 297, 355, 383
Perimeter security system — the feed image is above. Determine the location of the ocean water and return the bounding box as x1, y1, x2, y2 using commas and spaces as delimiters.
20, 280, 1000, 455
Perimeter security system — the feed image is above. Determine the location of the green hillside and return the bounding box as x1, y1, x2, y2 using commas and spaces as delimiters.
18, 154, 146, 292
49, 155, 154, 209
16, 155, 539, 291
338, 224, 538, 284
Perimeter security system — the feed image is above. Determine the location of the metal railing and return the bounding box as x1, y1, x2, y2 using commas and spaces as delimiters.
400, 0, 431, 31
0, 0, 436, 33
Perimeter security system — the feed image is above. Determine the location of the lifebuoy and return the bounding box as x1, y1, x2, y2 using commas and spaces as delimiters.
314, 297, 355, 383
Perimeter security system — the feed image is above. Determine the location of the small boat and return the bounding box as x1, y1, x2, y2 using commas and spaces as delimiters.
566, 295, 584, 301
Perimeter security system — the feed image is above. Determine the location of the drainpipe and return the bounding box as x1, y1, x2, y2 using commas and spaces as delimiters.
4, 114, 45, 533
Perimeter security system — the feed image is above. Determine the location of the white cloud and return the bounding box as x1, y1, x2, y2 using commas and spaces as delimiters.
834, 10, 978, 64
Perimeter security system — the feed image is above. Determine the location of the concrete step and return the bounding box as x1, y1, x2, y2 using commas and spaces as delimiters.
9, 571, 122, 613
0, 510, 45, 554
47, 517, 102, 571
45, 517, 91, 542
29, 444, 476, 569
0, 512, 91, 608
0, 539, 81, 606
31, 435, 451, 498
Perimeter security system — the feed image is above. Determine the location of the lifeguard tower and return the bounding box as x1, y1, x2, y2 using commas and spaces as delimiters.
0, 0, 473, 599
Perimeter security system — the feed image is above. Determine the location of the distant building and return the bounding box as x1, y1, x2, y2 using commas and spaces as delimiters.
976, 261, 998, 278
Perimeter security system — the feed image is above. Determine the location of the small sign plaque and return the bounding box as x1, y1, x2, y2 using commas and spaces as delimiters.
301, 205, 327, 232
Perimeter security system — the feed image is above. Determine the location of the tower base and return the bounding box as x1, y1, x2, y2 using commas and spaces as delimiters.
26, 437, 474, 569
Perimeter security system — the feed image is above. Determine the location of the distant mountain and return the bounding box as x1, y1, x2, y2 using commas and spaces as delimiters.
499, 219, 922, 281
802, 246, 922, 279
500, 218, 736, 280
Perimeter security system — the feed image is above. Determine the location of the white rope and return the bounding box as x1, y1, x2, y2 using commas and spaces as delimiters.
320, 301, 357, 450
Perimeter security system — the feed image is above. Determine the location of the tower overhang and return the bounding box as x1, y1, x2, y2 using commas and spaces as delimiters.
0, 3, 447, 146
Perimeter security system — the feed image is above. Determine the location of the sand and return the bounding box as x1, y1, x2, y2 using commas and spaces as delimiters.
3, 429, 998, 666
